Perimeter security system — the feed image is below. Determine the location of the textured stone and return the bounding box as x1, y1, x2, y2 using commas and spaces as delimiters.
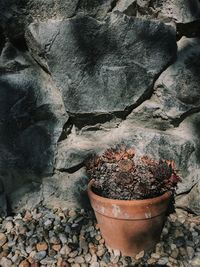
0, 0, 115, 42
176, 181, 200, 215
0, 40, 67, 202
0, 190, 7, 217
33, 251, 47, 261
36, 242, 48, 252
26, 12, 176, 116
19, 259, 30, 267
0, 233, 7, 247
191, 253, 200, 266
74, 256, 85, 264
187, 181, 200, 215
113, 0, 137, 16
186, 246, 195, 259
135, 250, 144, 260
52, 244, 61, 252
0, 257, 13, 267
56, 121, 197, 194
154, 38, 200, 121
137, 0, 200, 23
128, 37, 200, 127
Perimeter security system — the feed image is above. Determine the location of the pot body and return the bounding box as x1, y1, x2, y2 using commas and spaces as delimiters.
87, 180, 171, 256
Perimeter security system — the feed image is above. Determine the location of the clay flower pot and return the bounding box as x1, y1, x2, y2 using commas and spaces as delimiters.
88, 180, 172, 256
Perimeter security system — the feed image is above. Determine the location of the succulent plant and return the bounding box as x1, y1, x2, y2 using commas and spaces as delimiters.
85, 143, 181, 200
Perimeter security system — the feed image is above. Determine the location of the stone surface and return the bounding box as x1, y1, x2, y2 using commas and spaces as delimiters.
0, 233, 7, 247
36, 242, 48, 252
56, 121, 198, 194
136, 0, 200, 23
113, 0, 137, 16
154, 37, 200, 121
176, 180, 200, 215
0, 40, 67, 197
0, 0, 115, 42
128, 37, 200, 127
10, 168, 89, 212
26, 12, 176, 116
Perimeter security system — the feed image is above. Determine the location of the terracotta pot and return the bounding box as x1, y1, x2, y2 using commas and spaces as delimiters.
87, 180, 172, 256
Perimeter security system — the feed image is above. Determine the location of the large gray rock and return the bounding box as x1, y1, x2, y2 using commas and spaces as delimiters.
0, 41, 67, 194
56, 120, 198, 194
26, 12, 177, 117
10, 168, 89, 211
154, 37, 200, 122
137, 0, 200, 23
113, 0, 137, 16
128, 37, 200, 127
0, 0, 115, 42
176, 181, 200, 215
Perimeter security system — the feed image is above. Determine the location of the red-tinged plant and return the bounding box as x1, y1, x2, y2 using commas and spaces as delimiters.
85, 143, 181, 200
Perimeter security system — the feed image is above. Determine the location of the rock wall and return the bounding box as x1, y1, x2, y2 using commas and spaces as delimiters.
0, 0, 200, 215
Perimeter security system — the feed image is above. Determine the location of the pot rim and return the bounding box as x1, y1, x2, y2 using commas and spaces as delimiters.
87, 179, 172, 206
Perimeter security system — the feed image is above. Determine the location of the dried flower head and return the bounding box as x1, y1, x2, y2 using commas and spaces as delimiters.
85, 143, 181, 200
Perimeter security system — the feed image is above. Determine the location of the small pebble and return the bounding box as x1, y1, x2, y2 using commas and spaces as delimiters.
84, 253, 92, 263
158, 257, 169, 265
0, 257, 13, 267
151, 252, 160, 259
0, 233, 7, 247
69, 250, 79, 258
36, 242, 48, 251
135, 250, 144, 260
34, 251, 47, 261
68, 209, 77, 218
71, 264, 80, 267
90, 262, 100, 267
19, 259, 30, 267
74, 256, 85, 264
186, 246, 195, 259
4, 221, 14, 233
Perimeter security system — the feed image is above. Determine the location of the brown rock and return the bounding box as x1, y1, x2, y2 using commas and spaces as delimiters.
89, 246, 97, 255
27, 257, 34, 264
36, 242, 48, 251
95, 224, 100, 230
19, 259, 30, 267
147, 258, 156, 264
95, 235, 101, 241
57, 259, 70, 267
99, 239, 105, 244
0, 233, 7, 247
30, 262, 40, 267
57, 258, 62, 267
23, 210, 33, 221
52, 244, 61, 252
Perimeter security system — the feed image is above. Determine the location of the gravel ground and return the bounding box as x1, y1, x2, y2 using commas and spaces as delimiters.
0, 207, 199, 267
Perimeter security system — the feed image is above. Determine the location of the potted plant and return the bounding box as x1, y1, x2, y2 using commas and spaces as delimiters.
85, 143, 181, 256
